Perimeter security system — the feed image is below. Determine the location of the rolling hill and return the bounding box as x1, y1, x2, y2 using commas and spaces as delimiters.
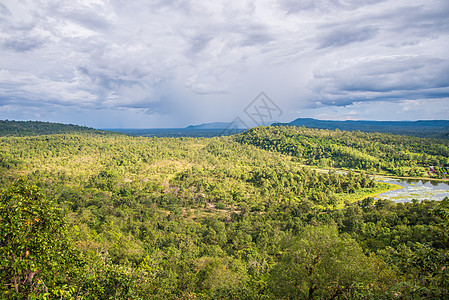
0, 120, 110, 136
273, 118, 449, 139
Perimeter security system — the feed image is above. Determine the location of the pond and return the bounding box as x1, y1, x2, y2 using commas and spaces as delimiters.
375, 178, 449, 203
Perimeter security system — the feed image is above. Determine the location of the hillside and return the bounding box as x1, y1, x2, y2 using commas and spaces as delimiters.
0, 120, 108, 136
1, 128, 448, 298
273, 118, 449, 139
185, 122, 232, 129
236, 126, 449, 178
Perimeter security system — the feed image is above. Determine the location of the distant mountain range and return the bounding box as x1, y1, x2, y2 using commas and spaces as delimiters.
275, 118, 449, 128
185, 118, 249, 130
185, 122, 233, 129
183, 118, 449, 139
273, 118, 449, 139
2, 118, 448, 139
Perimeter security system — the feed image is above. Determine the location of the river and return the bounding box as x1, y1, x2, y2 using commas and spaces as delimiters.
375, 178, 449, 203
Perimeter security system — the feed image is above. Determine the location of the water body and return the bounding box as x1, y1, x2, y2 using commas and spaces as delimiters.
376, 178, 449, 203
315, 169, 449, 203
103, 128, 246, 138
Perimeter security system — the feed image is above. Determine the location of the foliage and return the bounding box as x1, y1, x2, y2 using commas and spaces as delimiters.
235, 126, 449, 177
0, 120, 111, 137
274, 118, 449, 139
0, 179, 78, 298
269, 225, 395, 299
0, 124, 448, 298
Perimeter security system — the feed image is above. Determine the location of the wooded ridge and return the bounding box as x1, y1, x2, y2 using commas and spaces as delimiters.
1, 123, 448, 299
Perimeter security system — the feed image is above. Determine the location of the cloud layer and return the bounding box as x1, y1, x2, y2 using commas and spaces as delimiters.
0, 0, 448, 127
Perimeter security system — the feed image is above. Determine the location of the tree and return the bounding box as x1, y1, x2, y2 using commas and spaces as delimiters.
380, 243, 449, 298
0, 179, 78, 298
269, 225, 394, 299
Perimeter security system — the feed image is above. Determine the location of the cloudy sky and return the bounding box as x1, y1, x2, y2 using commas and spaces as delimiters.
0, 0, 448, 128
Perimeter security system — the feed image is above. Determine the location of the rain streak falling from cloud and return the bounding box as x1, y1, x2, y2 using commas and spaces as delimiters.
0, 0, 448, 127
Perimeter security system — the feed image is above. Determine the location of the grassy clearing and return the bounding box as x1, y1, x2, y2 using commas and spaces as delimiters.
328, 182, 403, 210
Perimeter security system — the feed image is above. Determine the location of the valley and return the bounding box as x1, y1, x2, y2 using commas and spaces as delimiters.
1, 122, 448, 299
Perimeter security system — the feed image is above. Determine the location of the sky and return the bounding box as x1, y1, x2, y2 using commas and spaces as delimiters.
0, 0, 448, 128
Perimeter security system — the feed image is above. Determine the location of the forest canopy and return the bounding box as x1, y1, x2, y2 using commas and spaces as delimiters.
0, 120, 109, 137
0, 124, 448, 299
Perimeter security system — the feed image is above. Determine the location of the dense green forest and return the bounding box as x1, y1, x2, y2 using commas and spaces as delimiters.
273, 118, 449, 140
237, 126, 449, 178
0, 120, 108, 137
1, 125, 448, 299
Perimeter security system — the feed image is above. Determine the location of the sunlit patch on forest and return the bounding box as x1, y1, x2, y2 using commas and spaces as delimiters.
1, 123, 448, 299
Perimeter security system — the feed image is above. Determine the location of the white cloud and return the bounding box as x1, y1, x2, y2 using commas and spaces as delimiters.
0, 0, 448, 127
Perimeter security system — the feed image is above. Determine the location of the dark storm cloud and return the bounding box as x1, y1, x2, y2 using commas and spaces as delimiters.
2, 36, 45, 52
239, 30, 274, 47
77, 67, 140, 90
0, 0, 448, 127
392, 2, 449, 33
58, 10, 111, 31
229, 22, 275, 47
317, 26, 378, 49
310, 57, 449, 106
278, 0, 387, 14
149, 0, 192, 13
0, 4, 46, 52
0, 3, 11, 17
187, 35, 214, 55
